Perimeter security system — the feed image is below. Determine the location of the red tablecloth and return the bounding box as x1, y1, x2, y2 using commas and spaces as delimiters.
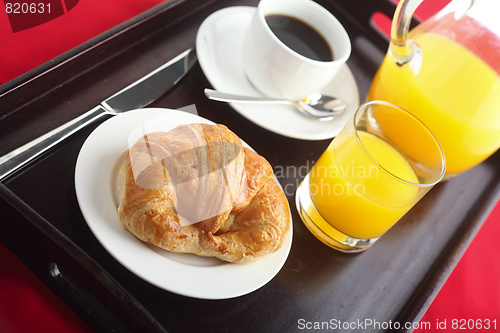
0, 0, 499, 332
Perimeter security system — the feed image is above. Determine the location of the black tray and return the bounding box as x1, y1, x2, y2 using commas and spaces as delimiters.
1, 0, 499, 332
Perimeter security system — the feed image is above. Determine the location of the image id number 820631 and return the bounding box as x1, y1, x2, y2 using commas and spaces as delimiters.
5, 3, 50, 14
451, 319, 497, 330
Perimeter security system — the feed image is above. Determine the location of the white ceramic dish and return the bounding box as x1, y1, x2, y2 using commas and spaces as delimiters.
196, 6, 360, 141
74, 108, 293, 299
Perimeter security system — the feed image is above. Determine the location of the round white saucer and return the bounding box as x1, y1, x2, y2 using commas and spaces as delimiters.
196, 6, 359, 141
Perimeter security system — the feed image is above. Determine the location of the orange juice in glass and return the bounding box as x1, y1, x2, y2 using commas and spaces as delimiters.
296, 101, 445, 252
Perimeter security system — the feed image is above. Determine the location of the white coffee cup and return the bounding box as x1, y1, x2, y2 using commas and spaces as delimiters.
242, 0, 351, 101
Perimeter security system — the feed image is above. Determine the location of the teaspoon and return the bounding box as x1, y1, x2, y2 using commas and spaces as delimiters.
204, 89, 346, 121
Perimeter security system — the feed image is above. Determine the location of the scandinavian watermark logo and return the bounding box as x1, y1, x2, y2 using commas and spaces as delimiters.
274, 161, 378, 197
127, 105, 245, 227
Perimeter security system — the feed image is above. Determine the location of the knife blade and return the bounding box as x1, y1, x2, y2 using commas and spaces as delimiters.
0, 48, 197, 181
102, 48, 197, 112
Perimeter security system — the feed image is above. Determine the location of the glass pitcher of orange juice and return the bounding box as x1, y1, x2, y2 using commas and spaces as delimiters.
368, 0, 500, 178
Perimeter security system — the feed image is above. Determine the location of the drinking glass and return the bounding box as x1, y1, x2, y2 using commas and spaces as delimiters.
295, 101, 446, 252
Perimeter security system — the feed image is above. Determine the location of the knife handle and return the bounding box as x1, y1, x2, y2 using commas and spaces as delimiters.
0, 105, 109, 181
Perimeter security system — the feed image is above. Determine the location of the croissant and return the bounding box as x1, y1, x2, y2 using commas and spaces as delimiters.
117, 123, 290, 263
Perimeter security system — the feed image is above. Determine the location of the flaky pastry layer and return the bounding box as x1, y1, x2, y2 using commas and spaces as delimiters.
117, 123, 290, 263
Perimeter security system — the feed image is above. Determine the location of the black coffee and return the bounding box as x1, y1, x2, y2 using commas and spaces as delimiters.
265, 14, 333, 62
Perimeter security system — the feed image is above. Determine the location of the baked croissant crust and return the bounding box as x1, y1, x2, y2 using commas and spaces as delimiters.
117, 123, 290, 263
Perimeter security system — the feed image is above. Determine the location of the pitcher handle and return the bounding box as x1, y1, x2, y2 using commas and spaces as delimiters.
390, 0, 423, 65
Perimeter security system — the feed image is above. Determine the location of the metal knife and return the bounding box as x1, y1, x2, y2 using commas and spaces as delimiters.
0, 48, 197, 181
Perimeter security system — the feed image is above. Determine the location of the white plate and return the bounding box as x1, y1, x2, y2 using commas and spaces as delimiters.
196, 6, 359, 141
74, 108, 293, 299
